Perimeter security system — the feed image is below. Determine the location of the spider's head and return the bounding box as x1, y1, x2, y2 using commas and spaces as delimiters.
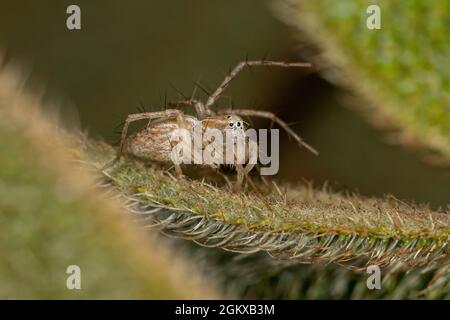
224, 114, 245, 130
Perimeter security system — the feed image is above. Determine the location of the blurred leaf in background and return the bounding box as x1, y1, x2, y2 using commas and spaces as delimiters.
273, 0, 450, 208
277, 0, 450, 163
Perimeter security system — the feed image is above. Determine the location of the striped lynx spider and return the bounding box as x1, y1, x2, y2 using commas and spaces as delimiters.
105, 60, 318, 190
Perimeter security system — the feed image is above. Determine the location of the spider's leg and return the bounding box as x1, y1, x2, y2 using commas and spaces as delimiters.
168, 99, 213, 119
234, 164, 245, 192
174, 163, 184, 179
218, 108, 319, 156
205, 60, 311, 110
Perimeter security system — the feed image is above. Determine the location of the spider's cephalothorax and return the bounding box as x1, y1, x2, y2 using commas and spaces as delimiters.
199, 114, 248, 156
105, 60, 318, 190
201, 114, 245, 131
199, 114, 252, 172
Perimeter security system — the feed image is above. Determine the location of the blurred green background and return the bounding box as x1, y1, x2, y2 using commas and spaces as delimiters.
1, 0, 449, 208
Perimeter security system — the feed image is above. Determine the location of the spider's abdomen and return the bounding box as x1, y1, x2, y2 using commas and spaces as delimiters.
125, 116, 199, 162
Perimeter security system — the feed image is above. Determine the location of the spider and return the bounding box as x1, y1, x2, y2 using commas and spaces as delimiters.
104, 60, 318, 190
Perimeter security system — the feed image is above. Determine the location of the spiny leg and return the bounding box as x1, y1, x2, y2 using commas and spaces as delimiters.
165, 131, 191, 180
234, 164, 245, 192
218, 108, 319, 156
168, 99, 213, 119
174, 164, 184, 179
102, 109, 185, 170
205, 60, 312, 110
233, 136, 259, 193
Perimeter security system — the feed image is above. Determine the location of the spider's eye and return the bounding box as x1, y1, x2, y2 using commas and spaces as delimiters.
228, 122, 234, 127
236, 121, 241, 127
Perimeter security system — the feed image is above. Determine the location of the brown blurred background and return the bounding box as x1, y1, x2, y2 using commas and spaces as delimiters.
1, 0, 448, 208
